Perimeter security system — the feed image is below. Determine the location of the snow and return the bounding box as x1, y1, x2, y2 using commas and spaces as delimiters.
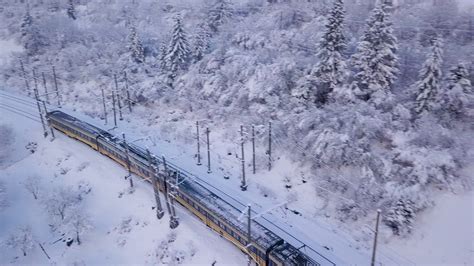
0, 100, 245, 265
0, 39, 23, 65
389, 191, 474, 265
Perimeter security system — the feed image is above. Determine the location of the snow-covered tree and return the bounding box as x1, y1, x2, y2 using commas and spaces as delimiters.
414, 37, 443, 114
313, 0, 347, 101
4, 226, 35, 256
207, 0, 233, 33
20, 5, 32, 38
128, 24, 145, 63
19, 5, 45, 55
440, 63, 472, 117
65, 207, 92, 245
383, 198, 416, 236
42, 186, 80, 222
67, 0, 77, 20
164, 15, 191, 81
351, 2, 399, 103
158, 40, 168, 71
193, 23, 211, 62
24, 175, 41, 200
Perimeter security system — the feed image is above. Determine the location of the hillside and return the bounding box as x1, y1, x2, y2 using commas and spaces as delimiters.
1, 0, 473, 264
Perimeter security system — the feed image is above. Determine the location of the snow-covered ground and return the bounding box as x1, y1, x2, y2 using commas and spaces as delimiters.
0, 103, 246, 265
390, 191, 474, 265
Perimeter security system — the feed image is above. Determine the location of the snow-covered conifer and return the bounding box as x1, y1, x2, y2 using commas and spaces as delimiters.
158, 40, 168, 71
352, 2, 399, 102
67, 0, 76, 20
128, 24, 145, 64
20, 5, 32, 38
207, 0, 233, 33
193, 23, 211, 62
313, 0, 347, 98
20, 5, 44, 55
164, 15, 191, 80
383, 199, 416, 236
441, 63, 472, 116
414, 37, 443, 114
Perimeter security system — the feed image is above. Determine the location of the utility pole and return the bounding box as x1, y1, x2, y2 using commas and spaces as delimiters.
52, 65, 61, 108
371, 209, 381, 266
111, 89, 117, 127
147, 149, 164, 219
252, 125, 256, 174
20, 60, 31, 97
32, 69, 48, 138
42, 101, 55, 139
196, 121, 202, 165
41, 72, 50, 104
123, 71, 132, 113
101, 87, 108, 125
206, 127, 211, 173
268, 121, 272, 171
247, 204, 252, 265
240, 125, 247, 191
114, 74, 123, 120
162, 156, 179, 229
122, 133, 133, 188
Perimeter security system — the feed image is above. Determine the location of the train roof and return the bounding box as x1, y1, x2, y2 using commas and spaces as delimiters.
48, 110, 117, 141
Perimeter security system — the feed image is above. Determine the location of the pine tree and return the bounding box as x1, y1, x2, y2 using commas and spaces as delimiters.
164, 16, 191, 81
128, 24, 145, 64
352, 2, 399, 102
414, 37, 443, 114
193, 23, 211, 62
313, 0, 347, 102
441, 63, 472, 116
207, 0, 233, 33
20, 5, 43, 55
158, 40, 167, 71
383, 199, 416, 236
67, 0, 76, 20
20, 4, 32, 38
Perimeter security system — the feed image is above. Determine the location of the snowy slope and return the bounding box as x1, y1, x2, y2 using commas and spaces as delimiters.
0, 101, 246, 265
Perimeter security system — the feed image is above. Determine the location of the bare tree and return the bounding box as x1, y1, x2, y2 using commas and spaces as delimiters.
4, 226, 35, 256
24, 176, 41, 200
66, 207, 92, 245
42, 186, 80, 222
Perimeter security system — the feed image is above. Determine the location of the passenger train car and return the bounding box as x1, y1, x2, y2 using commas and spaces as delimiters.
47, 110, 335, 266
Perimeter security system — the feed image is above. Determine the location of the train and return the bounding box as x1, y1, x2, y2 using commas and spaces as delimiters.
46, 110, 335, 266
